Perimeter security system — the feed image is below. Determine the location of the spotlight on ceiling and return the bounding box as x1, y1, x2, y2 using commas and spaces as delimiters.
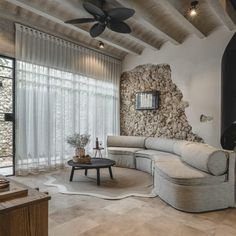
98, 41, 104, 49
189, 1, 199, 17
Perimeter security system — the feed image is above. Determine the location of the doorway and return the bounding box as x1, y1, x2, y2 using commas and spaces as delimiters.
0, 55, 15, 176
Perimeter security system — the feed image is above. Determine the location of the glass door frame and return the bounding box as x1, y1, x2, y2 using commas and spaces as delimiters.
0, 54, 15, 176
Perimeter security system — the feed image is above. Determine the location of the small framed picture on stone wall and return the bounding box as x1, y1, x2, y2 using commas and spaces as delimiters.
136, 91, 159, 110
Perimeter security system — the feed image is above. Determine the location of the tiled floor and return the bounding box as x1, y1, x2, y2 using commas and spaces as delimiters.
12, 172, 236, 236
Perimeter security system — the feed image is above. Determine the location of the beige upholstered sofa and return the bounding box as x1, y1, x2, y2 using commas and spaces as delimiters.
107, 136, 236, 212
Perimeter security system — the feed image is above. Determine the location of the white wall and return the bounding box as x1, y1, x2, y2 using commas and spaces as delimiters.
122, 27, 236, 147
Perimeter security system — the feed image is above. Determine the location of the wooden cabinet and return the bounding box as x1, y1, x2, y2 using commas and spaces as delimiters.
0, 180, 51, 236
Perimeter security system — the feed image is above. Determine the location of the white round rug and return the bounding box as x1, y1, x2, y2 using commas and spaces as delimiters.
44, 167, 157, 200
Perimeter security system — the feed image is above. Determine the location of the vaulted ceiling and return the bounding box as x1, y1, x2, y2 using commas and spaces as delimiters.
1, 0, 236, 60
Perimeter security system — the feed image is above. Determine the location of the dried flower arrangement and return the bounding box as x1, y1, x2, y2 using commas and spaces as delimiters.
66, 133, 90, 149
67, 133, 91, 163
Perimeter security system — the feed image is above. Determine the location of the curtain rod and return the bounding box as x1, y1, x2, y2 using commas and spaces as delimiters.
15, 23, 122, 62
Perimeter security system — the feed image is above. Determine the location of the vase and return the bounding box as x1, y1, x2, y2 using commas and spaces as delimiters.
73, 156, 79, 162
75, 147, 85, 157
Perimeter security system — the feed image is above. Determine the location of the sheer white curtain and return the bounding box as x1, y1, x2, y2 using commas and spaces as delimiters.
15, 24, 121, 175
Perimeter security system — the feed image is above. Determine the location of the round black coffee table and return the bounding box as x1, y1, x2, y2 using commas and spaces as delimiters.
67, 158, 116, 186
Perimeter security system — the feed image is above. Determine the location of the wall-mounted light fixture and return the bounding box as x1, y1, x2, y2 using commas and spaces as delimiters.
98, 41, 104, 49
189, 1, 199, 17
200, 114, 213, 123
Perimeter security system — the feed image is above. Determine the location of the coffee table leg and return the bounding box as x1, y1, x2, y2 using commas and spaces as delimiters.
109, 166, 113, 179
70, 167, 75, 182
97, 168, 100, 186
85, 169, 88, 176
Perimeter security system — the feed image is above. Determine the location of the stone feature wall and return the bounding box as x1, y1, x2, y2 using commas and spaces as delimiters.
0, 61, 13, 166
120, 64, 203, 142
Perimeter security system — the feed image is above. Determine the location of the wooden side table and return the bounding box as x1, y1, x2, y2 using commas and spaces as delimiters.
93, 147, 104, 158
0, 179, 51, 236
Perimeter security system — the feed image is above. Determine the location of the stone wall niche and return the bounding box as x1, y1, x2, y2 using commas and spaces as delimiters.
120, 64, 203, 142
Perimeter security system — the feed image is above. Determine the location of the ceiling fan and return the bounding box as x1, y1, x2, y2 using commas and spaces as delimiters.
65, 0, 135, 38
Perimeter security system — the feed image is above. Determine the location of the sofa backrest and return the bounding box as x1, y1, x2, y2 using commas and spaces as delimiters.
145, 137, 180, 154
173, 140, 190, 156
107, 135, 229, 176
107, 135, 146, 148
145, 137, 191, 156
180, 143, 228, 176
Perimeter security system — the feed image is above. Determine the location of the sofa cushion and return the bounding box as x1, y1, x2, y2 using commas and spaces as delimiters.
155, 159, 227, 186
181, 143, 228, 176
152, 153, 180, 162
135, 149, 166, 158
145, 137, 176, 153
135, 150, 179, 161
107, 136, 146, 148
107, 147, 144, 155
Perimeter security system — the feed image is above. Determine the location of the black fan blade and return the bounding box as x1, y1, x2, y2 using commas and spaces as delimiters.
107, 8, 135, 21
65, 18, 96, 24
107, 20, 131, 33
90, 23, 106, 37
83, 2, 105, 17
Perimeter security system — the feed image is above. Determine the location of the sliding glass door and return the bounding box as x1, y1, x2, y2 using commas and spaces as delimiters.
0, 55, 15, 176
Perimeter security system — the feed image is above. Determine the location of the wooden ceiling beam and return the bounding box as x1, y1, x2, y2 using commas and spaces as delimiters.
208, 0, 236, 31
0, 8, 126, 60
115, 0, 180, 45
124, 34, 159, 51
4, 0, 142, 55
156, 0, 206, 38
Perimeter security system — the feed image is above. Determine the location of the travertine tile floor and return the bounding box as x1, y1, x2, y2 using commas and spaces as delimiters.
12, 172, 236, 236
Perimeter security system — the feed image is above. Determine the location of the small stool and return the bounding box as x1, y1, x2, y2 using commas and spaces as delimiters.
93, 147, 104, 158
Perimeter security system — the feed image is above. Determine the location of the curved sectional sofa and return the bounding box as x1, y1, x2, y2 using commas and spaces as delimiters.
107, 136, 236, 212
